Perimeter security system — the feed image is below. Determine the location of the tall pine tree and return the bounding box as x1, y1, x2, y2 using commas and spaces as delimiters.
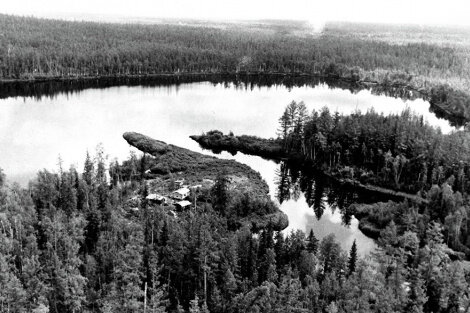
348, 240, 358, 275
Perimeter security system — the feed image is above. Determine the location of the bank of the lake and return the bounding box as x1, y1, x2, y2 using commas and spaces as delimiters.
0, 79, 451, 255
190, 131, 429, 204
2, 80, 451, 186
189, 94, 470, 261
122, 131, 289, 232
1, 72, 466, 127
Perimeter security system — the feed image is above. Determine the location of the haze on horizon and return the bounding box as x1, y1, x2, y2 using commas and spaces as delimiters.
1, 0, 470, 28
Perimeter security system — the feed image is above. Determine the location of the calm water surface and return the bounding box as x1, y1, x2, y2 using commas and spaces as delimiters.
0, 82, 452, 255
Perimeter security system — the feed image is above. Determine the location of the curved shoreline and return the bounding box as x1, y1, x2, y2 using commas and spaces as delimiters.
190, 132, 429, 205
0, 71, 428, 97
122, 131, 289, 231
1, 71, 464, 127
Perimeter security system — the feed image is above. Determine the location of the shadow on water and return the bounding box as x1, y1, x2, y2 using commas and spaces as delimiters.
0, 73, 423, 102
0, 75, 436, 255
275, 160, 400, 227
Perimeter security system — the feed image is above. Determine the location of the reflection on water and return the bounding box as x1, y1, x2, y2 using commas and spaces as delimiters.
274, 160, 401, 254
0, 74, 423, 101
1, 81, 451, 186
276, 161, 395, 222
213, 151, 378, 255
281, 195, 374, 256
0, 80, 452, 254
0, 81, 453, 185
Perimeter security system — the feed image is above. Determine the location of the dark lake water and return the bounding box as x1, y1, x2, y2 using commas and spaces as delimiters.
0, 81, 452, 255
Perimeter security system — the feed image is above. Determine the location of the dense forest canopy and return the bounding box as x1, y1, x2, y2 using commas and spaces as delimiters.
277, 101, 470, 193
194, 104, 470, 251
257, 101, 470, 259
1, 14, 470, 125
1, 14, 468, 81
2, 13, 470, 313
1, 142, 470, 313
189, 101, 470, 312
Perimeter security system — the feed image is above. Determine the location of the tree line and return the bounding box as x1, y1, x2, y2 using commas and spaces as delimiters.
278, 101, 470, 194
1, 148, 469, 312
1, 14, 470, 126
2, 14, 466, 80
277, 100, 470, 257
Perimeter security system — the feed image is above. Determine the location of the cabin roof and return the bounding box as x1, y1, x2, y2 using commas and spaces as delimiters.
174, 187, 190, 195
146, 193, 164, 200
176, 200, 191, 207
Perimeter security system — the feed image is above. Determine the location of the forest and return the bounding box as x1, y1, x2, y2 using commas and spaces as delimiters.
276, 101, 470, 195
195, 101, 470, 260
2, 12, 470, 313
195, 101, 470, 196
3, 14, 467, 80
1, 14, 470, 125
1, 143, 470, 313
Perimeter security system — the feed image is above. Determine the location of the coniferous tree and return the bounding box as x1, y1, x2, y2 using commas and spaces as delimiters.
348, 240, 357, 275
278, 109, 291, 149
222, 269, 237, 300
211, 173, 230, 213
306, 229, 319, 254
146, 252, 168, 313
319, 234, 341, 274
83, 151, 94, 187
407, 270, 428, 313
274, 231, 286, 271
275, 274, 305, 313
0, 254, 27, 313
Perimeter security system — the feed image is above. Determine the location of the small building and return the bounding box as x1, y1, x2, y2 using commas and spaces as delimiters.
146, 193, 167, 204
175, 200, 192, 209
146, 193, 158, 201
172, 187, 190, 200
190, 184, 202, 190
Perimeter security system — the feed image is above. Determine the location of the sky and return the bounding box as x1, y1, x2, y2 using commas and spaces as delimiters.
1, 0, 470, 27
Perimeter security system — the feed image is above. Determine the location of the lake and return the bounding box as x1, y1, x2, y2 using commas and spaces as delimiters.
0, 81, 452, 255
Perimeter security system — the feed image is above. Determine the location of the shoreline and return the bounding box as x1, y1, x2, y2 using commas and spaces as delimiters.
122, 131, 289, 231
0, 71, 424, 93
1, 70, 463, 127
190, 131, 431, 243
190, 132, 429, 205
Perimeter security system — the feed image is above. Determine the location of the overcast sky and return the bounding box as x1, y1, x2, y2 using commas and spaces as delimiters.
1, 0, 470, 27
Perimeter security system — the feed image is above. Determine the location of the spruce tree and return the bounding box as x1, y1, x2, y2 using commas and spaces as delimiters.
348, 240, 358, 275
83, 151, 94, 187
307, 229, 319, 254
274, 231, 286, 270
211, 173, 230, 213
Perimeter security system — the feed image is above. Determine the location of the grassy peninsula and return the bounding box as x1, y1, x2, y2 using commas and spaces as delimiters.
2, 13, 470, 313
2, 125, 469, 312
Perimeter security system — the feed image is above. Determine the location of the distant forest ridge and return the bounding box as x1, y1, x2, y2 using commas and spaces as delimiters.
0, 14, 470, 125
